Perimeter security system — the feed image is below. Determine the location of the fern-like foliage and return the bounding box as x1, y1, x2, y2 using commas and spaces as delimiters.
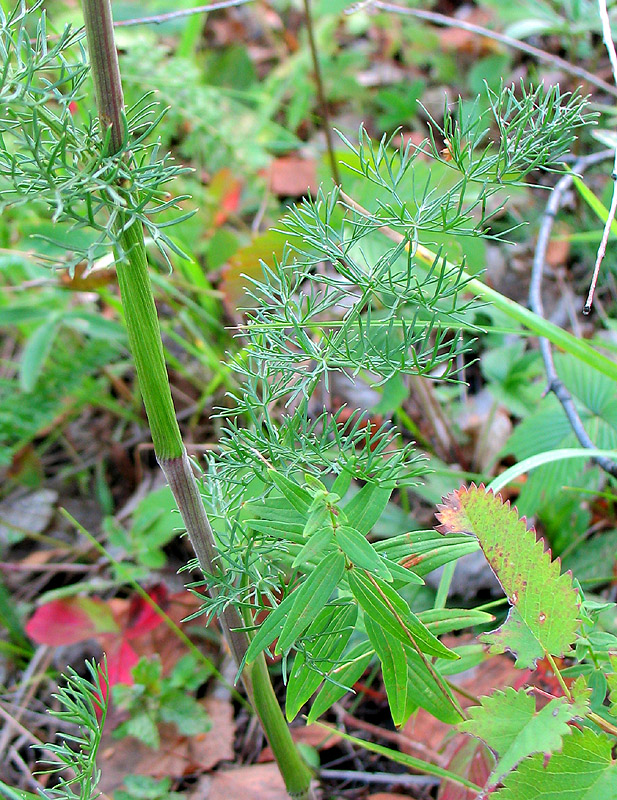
36, 659, 108, 800
0, 3, 191, 269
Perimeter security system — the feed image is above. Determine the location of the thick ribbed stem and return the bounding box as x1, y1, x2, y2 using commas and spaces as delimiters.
81, 3, 313, 797
250, 655, 315, 800
81, 0, 125, 155
114, 221, 183, 460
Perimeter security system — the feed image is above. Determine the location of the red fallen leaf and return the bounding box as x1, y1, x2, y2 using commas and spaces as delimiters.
25, 586, 167, 697
219, 230, 287, 317
124, 584, 168, 639
210, 168, 243, 228
100, 638, 139, 700
26, 596, 119, 646
438, 735, 494, 800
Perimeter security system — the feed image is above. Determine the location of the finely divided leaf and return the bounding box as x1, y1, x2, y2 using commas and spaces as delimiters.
437, 485, 579, 667
494, 728, 617, 800
460, 687, 589, 786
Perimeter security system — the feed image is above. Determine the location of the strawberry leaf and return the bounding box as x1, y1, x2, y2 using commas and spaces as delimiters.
436, 485, 580, 667
494, 728, 617, 799
460, 687, 589, 786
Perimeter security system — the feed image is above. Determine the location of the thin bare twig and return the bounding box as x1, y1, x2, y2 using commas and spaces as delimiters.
319, 769, 439, 787
347, 0, 617, 99
114, 0, 253, 27
302, 0, 341, 185
530, 149, 617, 478
584, 0, 617, 313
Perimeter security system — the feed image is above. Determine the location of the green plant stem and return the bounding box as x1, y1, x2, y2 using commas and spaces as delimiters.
114, 222, 183, 460
59, 507, 250, 709
302, 0, 340, 185
250, 654, 315, 800
315, 722, 483, 793
81, 0, 125, 155
80, 3, 314, 797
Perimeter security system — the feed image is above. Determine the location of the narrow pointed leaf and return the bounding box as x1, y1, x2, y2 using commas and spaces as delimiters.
307, 641, 373, 723
374, 529, 478, 576
365, 616, 411, 727
244, 592, 296, 664
335, 525, 391, 580
292, 526, 334, 568
403, 645, 463, 724
347, 569, 458, 660
437, 485, 580, 667
19, 317, 61, 392
418, 608, 495, 636
286, 604, 356, 721
268, 469, 312, 514
276, 550, 345, 654
343, 484, 393, 535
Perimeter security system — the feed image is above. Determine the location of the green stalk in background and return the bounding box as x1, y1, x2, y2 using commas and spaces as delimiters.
80, 1, 313, 797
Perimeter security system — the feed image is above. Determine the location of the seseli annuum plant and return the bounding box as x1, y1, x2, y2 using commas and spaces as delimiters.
3, 0, 617, 797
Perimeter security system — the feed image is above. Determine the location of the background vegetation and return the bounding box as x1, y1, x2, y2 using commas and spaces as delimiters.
2, 0, 617, 798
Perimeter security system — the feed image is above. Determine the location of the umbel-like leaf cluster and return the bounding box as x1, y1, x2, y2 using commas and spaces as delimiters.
188, 86, 595, 729
0, 2, 191, 269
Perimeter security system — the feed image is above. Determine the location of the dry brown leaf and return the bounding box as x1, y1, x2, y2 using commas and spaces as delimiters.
195, 762, 290, 800
438, 8, 500, 56
258, 722, 340, 761
267, 155, 317, 197
545, 222, 572, 269
99, 697, 235, 793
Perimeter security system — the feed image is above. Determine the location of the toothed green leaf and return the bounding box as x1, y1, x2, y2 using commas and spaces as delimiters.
460, 687, 589, 786
494, 728, 617, 799
437, 485, 580, 667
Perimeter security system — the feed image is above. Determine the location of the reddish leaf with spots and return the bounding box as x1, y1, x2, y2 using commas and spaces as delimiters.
436, 485, 580, 668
